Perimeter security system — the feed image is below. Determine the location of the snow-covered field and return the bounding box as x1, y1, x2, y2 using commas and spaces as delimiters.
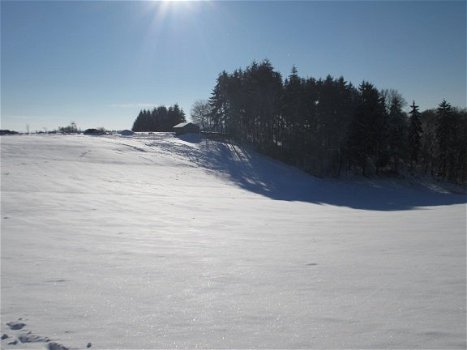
1, 133, 465, 349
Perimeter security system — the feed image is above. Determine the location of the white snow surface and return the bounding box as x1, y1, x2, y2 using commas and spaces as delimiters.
1, 133, 466, 349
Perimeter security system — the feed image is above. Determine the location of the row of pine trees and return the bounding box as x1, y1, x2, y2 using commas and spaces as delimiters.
200, 60, 466, 183
132, 104, 186, 132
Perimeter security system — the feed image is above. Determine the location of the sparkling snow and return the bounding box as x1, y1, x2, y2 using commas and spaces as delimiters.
1, 133, 465, 349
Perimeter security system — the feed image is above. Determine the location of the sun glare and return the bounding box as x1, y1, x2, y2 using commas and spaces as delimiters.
145, 0, 213, 30
149, 0, 199, 21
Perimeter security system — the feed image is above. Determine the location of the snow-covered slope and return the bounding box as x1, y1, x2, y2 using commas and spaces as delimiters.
1, 133, 465, 349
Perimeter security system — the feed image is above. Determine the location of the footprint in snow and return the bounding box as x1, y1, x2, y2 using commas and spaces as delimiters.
48, 342, 69, 350
18, 333, 50, 343
6, 321, 26, 330
4, 320, 74, 350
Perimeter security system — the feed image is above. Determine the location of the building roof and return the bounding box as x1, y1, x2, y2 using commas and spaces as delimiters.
173, 122, 197, 129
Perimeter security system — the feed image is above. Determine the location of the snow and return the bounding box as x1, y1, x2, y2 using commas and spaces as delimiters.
1, 133, 466, 349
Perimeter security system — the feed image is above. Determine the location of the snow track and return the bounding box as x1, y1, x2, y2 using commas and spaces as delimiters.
1, 134, 466, 349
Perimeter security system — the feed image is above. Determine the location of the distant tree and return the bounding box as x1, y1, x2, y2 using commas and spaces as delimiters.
209, 71, 231, 133
381, 89, 407, 114
209, 60, 282, 150
191, 100, 213, 130
436, 100, 455, 179
316, 76, 357, 176
407, 101, 422, 169
455, 108, 467, 183
58, 121, 79, 134
156, 106, 169, 131
281, 66, 306, 165
386, 94, 408, 173
348, 82, 386, 175
0, 129, 19, 135
419, 109, 438, 175
132, 105, 186, 132
434, 100, 467, 182
245, 60, 282, 153
132, 110, 151, 132
168, 104, 186, 128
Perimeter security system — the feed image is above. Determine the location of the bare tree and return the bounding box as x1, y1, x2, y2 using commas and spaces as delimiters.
380, 89, 407, 114
190, 99, 213, 130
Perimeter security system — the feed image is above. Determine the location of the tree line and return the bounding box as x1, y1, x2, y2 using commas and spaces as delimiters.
191, 60, 466, 183
132, 104, 186, 132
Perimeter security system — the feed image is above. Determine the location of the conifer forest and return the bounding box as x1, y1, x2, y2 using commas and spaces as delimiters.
133, 60, 466, 183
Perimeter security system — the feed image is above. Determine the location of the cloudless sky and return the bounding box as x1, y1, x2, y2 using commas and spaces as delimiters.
1, 0, 465, 132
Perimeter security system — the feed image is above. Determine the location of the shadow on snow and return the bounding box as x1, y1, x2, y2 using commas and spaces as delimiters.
176, 134, 466, 211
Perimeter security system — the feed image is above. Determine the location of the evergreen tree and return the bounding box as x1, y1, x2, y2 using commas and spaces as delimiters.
316, 76, 356, 176
386, 94, 408, 173
208, 60, 282, 152
348, 82, 386, 175
435, 101, 467, 182
167, 104, 185, 131
455, 109, 467, 183
132, 110, 149, 132
281, 65, 305, 164
419, 109, 438, 176
436, 99, 455, 178
132, 105, 186, 132
209, 71, 231, 133
407, 101, 422, 169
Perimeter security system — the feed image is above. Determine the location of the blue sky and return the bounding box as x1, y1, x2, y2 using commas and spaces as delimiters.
1, 1, 465, 132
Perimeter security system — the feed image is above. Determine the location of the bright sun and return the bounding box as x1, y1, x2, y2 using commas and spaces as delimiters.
152, 0, 196, 16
